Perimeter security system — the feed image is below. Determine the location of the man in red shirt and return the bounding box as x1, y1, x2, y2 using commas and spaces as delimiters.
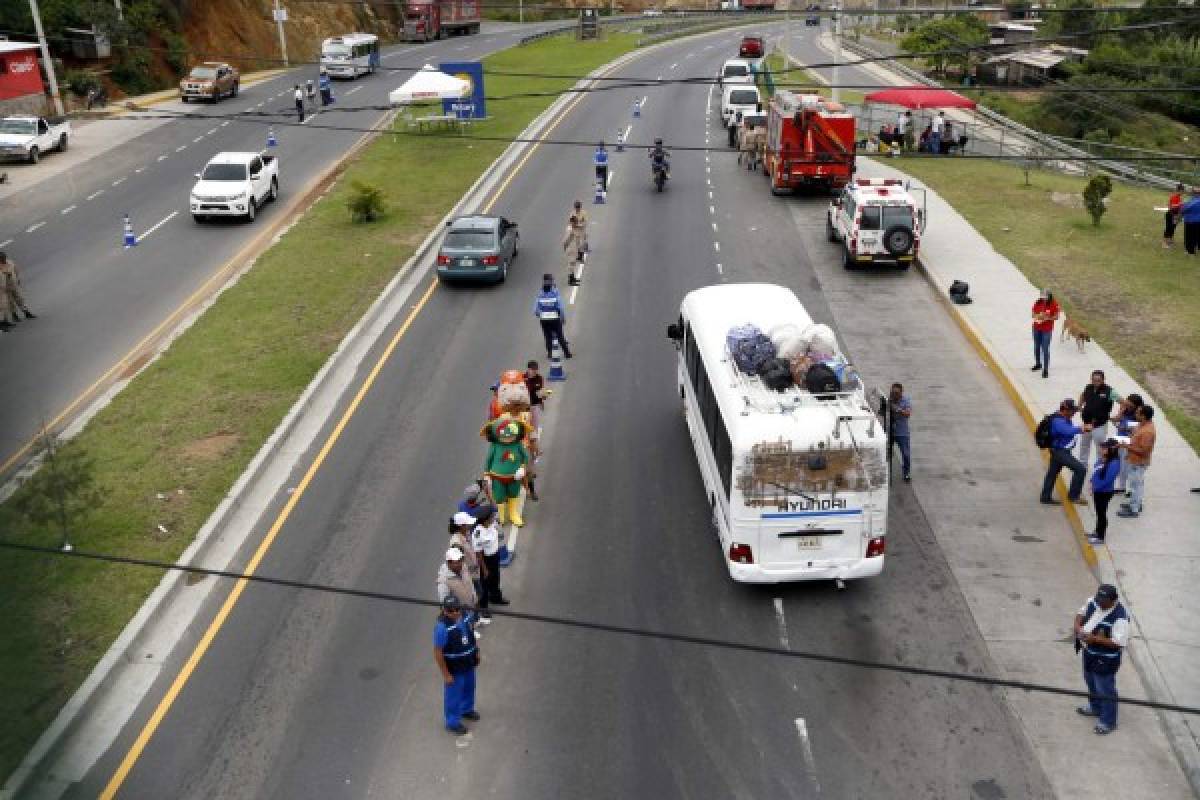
1164, 183, 1183, 249
1031, 289, 1060, 379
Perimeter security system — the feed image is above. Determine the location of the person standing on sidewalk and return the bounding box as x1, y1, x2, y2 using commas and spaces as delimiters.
1118, 405, 1156, 518
1073, 584, 1128, 735
1163, 183, 1184, 249
433, 596, 480, 735
1109, 393, 1143, 493
888, 383, 913, 482
534, 274, 572, 359
1077, 370, 1119, 467
1041, 398, 1091, 506
1030, 289, 1060, 378
1180, 186, 1200, 256
1087, 440, 1121, 545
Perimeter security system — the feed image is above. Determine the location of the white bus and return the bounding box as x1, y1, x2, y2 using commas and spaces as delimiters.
667, 283, 888, 585
320, 34, 381, 78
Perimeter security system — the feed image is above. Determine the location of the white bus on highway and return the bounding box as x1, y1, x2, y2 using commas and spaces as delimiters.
667, 283, 888, 585
320, 34, 381, 78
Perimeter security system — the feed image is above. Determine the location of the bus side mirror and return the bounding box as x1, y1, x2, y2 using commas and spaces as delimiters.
666, 323, 683, 342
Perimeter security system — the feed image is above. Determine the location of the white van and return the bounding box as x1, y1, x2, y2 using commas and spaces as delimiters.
721, 85, 762, 128
667, 283, 888, 585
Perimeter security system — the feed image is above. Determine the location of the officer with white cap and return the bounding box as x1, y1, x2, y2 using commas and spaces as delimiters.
436, 546, 478, 618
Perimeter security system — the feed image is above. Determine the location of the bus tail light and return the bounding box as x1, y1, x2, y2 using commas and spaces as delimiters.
865, 537, 885, 558
729, 543, 754, 564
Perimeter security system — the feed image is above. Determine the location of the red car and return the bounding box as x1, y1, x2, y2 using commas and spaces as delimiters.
739, 36, 765, 58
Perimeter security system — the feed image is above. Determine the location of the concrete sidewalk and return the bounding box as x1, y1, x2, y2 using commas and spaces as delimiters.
857, 157, 1199, 796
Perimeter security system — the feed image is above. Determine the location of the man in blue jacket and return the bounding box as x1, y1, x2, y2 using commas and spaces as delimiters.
434, 596, 480, 735
1041, 398, 1093, 505
534, 274, 572, 360
1180, 186, 1200, 255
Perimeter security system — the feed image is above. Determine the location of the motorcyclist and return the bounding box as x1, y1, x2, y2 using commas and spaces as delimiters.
647, 138, 670, 179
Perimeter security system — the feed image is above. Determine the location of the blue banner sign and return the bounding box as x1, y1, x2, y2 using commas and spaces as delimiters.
439, 61, 486, 119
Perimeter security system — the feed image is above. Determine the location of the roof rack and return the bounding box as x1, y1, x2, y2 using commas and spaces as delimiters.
721, 346, 872, 419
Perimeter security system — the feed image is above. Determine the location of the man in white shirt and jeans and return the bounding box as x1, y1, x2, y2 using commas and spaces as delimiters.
1073, 583, 1129, 734
931, 111, 946, 155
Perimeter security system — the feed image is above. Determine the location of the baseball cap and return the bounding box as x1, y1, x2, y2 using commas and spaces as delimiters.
445, 546, 464, 561
1061, 398, 1078, 412
463, 483, 482, 501
1095, 584, 1118, 602
442, 596, 462, 612
453, 511, 476, 527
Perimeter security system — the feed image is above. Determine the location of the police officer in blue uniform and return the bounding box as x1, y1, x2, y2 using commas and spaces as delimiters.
434, 596, 480, 735
534, 274, 572, 359
1073, 583, 1129, 734
318, 68, 334, 106
594, 142, 609, 190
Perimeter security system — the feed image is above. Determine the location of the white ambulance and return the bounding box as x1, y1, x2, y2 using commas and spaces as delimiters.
827, 177, 926, 270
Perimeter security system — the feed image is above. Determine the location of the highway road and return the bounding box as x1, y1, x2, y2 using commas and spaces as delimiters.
62, 22, 1053, 800
0, 21, 577, 476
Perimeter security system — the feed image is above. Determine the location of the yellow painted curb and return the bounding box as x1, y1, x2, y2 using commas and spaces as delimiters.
914, 257, 1099, 571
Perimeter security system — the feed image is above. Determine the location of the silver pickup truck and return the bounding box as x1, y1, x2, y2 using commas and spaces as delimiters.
0, 116, 71, 164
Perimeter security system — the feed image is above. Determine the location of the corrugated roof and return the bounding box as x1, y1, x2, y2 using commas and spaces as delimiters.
0, 41, 40, 55
982, 49, 1069, 69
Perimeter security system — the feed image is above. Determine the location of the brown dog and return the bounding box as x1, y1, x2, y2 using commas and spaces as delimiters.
1061, 317, 1091, 352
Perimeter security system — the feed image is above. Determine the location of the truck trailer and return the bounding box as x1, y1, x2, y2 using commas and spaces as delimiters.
763, 89, 856, 194
402, 0, 481, 41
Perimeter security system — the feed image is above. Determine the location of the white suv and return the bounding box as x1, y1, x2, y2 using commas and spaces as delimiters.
826, 178, 925, 269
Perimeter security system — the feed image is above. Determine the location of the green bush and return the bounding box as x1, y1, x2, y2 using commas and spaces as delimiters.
346, 181, 386, 223
63, 69, 102, 98
1082, 174, 1112, 227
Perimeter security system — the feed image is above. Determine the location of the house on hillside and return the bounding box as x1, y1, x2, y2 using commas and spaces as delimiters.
987, 22, 1037, 51
0, 42, 47, 117
977, 45, 1088, 85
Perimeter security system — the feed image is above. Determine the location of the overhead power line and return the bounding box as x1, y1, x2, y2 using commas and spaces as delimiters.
2, 539, 1196, 716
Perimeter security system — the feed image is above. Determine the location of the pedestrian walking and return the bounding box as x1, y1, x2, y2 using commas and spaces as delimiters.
1077, 370, 1119, 467
318, 68, 334, 106
1117, 404, 1156, 518
535, 274, 572, 358
471, 507, 508, 609
1040, 398, 1091, 506
433, 596, 480, 735
436, 546, 479, 617
1087, 440, 1121, 545
930, 111, 945, 156
293, 84, 306, 123
0, 263, 16, 333
1180, 186, 1200, 255
570, 200, 589, 254
888, 382, 913, 482
1030, 288, 1060, 378
594, 141, 609, 190
1163, 183, 1184, 248
562, 217, 585, 286
1073, 584, 1128, 735
1109, 393, 1142, 493
0, 252, 34, 326
448, 513, 486, 621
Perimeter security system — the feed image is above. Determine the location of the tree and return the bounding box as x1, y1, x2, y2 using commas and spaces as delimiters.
13, 431, 103, 550
347, 181, 386, 223
899, 16, 989, 77
1082, 174, 1113, 227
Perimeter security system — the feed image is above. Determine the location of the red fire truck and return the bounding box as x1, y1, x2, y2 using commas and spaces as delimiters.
763, 90, 856, 194
402, 0, 481, 41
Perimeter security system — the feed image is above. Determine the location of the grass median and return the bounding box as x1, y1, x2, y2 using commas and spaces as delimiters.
0, 31, 639, 780
897, 157, 1200, 453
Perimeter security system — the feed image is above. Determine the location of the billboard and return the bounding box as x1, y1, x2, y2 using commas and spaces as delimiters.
439, 61, 486, 120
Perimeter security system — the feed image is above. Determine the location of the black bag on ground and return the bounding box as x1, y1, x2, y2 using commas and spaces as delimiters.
1035, 414, 1055, 449
757, 357, 794, 391
804, 363, 841, 394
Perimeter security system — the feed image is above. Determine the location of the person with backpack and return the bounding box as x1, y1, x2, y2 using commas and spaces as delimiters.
1038, 398, 1092, 506
1087, 440, 1122, 545
1073, 584, 1128, 735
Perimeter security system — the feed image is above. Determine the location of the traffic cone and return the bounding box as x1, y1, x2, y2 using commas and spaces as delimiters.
122, 214, 137, 248
632, 99, 641, 119
593, 178, 606, 204
548, 340, 566, 382
616, 129, 625, 152
267, 127, 278, 148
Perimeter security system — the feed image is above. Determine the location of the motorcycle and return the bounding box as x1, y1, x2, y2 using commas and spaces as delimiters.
651, 158, 668, 192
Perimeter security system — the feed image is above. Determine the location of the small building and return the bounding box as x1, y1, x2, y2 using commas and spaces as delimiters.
988, 22, 1037, 50
0, 42, 47, 116
977, 45, 1088, 85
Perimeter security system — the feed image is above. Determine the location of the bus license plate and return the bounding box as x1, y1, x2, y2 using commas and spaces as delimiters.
795, 536, 821, 550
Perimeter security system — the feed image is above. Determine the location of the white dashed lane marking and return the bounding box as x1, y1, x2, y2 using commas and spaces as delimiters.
193, 136, 204, 143
26, 222, 45, 233
713, 241, 720, 252
61, 205, 76, 215
113, 178, 126, 186
157, 155, 168, 162
0, 239, 12, 248
87, 190, 104, 201
346, 86, 363, 95
175, 145, 187, 152
207, 127, 218, 135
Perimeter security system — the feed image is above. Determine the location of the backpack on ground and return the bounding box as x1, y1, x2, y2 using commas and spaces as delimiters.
1034, 414, 1055, 449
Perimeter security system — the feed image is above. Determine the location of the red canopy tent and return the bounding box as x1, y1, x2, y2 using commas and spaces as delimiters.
863, 86, 977, 110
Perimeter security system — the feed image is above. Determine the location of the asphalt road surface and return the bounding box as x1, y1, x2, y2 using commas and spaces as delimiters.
68, 24, 1052, 800
0, 21, 573, 475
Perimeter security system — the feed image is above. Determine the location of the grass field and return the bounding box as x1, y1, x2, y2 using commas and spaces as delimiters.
761, 51, 866, 106
0, 31, 639, 780
897, 158, 1200, 453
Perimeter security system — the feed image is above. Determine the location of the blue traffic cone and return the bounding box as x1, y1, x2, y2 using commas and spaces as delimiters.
267, 127, 277, 148
548, 340, 566, 382
616, 129, 625, 152
122, 214, 137, 248
632, 99, 641, 119
593, 178, 606, 205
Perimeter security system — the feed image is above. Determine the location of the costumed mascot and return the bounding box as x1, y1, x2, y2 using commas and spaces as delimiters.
482, 410, 531, 528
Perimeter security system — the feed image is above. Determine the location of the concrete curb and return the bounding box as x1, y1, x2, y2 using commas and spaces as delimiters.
0, 40, 658, 800
75, 69, 292, 119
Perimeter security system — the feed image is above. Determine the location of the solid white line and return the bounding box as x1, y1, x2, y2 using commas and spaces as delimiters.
346, 86, 363, 95
175, 145, 187, 152
26, 222, 45, 233
61, 205, 76, 215
773, 597, 790, 648
87, 190, 104, 201
113, 177, 127, 186
207, 127, 218, 135
139, 210, 179, 241
713, 241, 720, 252
0, 239, 12, 248
794, 718, 822, 796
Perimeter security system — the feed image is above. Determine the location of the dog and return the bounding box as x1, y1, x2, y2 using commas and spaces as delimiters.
1061, 316, 1091, 352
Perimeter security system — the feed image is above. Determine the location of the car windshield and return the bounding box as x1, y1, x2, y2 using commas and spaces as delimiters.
445, 230, 495, 249
189, 67, 218, 79
730, 90, 758, 105
0, 119, 36, 135
201, 163, 247, 181
324, 46, 350, 57
724, 65, 749, 77
860, 205, 911, 231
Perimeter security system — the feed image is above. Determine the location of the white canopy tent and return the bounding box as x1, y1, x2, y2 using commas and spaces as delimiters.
388, 65, 471, 106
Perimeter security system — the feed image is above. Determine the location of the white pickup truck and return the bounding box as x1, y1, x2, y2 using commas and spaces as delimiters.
190, 151, 279, 223
0, 116, 71, 164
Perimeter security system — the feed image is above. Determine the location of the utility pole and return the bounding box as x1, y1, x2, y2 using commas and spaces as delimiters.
831, 0, 842, 104
273, 0, 289, 67
28, 0, 64, 117
520, 0, 524, 24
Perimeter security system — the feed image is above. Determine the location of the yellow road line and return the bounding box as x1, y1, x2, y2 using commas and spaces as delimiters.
99, 53, 635, 798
